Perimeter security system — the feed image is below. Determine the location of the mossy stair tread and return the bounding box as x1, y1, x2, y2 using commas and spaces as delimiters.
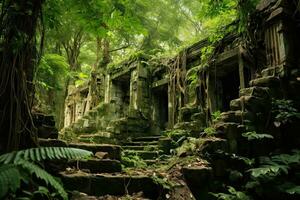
69, 143, 121, 160
68, 159, 122, 173
123, 150, 160, 160
123, 141, 159, 146
60, 172, 161, 198
132, 135, 162, 142
122, 145, 158, 151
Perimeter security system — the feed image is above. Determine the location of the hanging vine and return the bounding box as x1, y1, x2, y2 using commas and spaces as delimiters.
0, 0, 45, 153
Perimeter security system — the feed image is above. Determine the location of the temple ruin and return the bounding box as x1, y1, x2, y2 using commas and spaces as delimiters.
62, 0, 300, 147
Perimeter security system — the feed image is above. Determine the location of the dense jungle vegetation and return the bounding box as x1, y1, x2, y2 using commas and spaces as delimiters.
1, 0, 300, 199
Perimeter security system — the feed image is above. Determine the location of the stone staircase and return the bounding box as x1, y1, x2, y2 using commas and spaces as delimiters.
39, 139, 163, 199
122, 135, 165, 165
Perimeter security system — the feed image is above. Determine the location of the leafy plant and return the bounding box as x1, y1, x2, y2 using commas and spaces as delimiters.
0, 147, 92, 199
211, 186, 250, 200
121, 153, 147, 169
272, 99, 300, 127
204, 127, 217, 136
212, 111, 222, 122
242, 131, 274, 141
176, 137, 204, 156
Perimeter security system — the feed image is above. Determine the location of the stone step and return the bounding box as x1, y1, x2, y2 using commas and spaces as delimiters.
218, 111, 254, 124
69, 143, 121, 161
122, 145, 158, 151
182, 166, 213, 200
123, 150, 160, 160
230, 96, 270, 112
68, 159, 122, 173
249, 76, 280, 87
261, 65, 286, 77
60, 172, 162, 199
123, 141, 159, 146
132, 135, 162, 142
239, 86, 270, 99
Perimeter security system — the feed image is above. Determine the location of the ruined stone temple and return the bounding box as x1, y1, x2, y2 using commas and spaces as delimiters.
34, 0, 300, 199
61, 0, 300, 146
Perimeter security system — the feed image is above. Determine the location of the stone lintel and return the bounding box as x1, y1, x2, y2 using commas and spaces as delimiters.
151, 78, 169, 88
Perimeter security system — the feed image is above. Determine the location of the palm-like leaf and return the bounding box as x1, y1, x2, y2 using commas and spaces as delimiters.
0, 147, 93, 164
0, 147, 93, 199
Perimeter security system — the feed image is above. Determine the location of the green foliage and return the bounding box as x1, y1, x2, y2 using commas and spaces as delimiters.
212, 111, 222, 122
272, 99, 300, 127
204, 127, 217, 136
36, 54, 69, 91
163, 129, 190, 148
0, 147, 92, 199
151, 173, 174, 190
211, 186, 250, 200
242, 131, 274, 141
176, 137, 204, 156
248, 151, 300, 179
121, 154, 147, 169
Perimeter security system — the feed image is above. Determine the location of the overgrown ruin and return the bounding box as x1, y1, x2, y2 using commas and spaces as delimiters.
36, 0, 300, 199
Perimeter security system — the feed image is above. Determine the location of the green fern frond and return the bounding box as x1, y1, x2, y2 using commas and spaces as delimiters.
0, 147, 93, 164
0, 164, 21, 199
15, 160, 68, 200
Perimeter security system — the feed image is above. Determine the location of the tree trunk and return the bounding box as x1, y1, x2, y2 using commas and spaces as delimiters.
0, 0, 44, 153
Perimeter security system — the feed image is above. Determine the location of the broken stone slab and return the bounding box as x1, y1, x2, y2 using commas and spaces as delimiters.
239, 86, 270, 99
249, 76, 280, 88
122, 145, 158, 151
182, 166, 213, 200
132, 136, 162, 142
69, 143, 121, 160
60, 172, 162, 199
198, 137, 228, 155
95, 152, 109, 159
230, 96, 270, 113
122, 141, 158, 146
123, 150, 160, 160
219, 111, 255, 124
68, 159, 122, 173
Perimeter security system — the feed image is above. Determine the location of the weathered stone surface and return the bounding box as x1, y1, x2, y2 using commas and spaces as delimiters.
158, 137, 173, 154
60, 172, 162, 199
249, 76, 280, 87
132, 136, 161, 142
68, 159, 122, 173
69, 143, 121, 160
239, 86, 270, 99
230, 96, 270, 112
182, 166, 213, 200
198, 137, 228, 155
219, 111, 254, 124
123, 141, 158, 146
95, 152, 109, 159
123, 150, 160, 160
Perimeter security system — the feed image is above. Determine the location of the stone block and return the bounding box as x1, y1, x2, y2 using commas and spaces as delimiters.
239, 86, 270, 99
182, 166, 213, 200
69, 143, 121, 160
68, 159, 122, 173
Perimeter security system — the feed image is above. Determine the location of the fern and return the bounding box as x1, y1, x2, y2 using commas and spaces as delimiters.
0, 147, 93, 199
0, 147, 93, 164
16, 160, 68, 199
0, 164, 21, 199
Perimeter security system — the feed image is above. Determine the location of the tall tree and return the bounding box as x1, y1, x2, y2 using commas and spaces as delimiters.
0, 0, 44, 153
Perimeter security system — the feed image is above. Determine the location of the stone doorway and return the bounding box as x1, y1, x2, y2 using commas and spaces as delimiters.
153, 85, 168, 132
219, 69, 240, 111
